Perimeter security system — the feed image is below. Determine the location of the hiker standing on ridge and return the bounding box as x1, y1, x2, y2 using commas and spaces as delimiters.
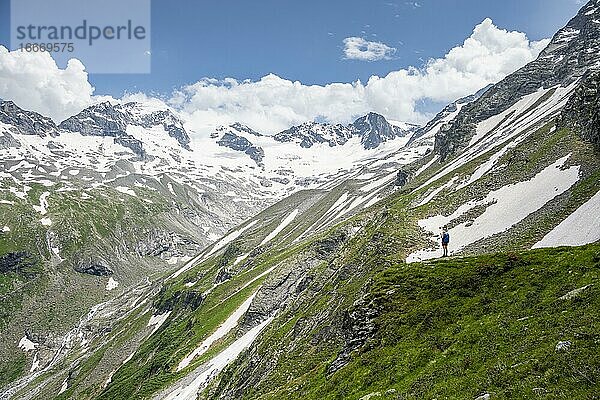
441, 227, 450, 257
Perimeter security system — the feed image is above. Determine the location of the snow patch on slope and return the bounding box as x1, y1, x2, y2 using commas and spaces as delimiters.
177, 292, 258, 372
115, 186, 137, 196
170, 220, 259, 280
417, 83, 577, 194
163, 317, 273, 400
260, 209, 299, 246
32, 192, 50, 215
407, 155, 580, 262
533, 190, 600, 249
206, 220, 259, 258
105, 277, 119, 291
18, 336, 38, 352
148, 311, 172, 335
359, 172, 396, 193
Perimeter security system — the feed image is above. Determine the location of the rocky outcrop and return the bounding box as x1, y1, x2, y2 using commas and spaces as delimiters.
0, 131, 20, 149
244, 146, 265, 166
217, 132, 265, 166
214, 268, 232, 284
311, 231, 348, 258
269, 177, 290, 185
434, 1, 600, 160
327, 296, 380, 374
155, 289, 204, 313
0, 101, 59, 137
218, 242, 242, 268
73, 255, 114, 276
230, 122, 262, 137
395, 169, 410, 187
0, 252, 37, 276
114, 135, 147, 159
560, 71, 600, 148
134, 229, 200, 258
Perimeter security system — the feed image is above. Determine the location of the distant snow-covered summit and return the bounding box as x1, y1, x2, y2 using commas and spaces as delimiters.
271, 112, 418, 150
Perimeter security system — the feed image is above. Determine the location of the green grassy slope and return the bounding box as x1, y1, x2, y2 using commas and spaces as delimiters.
0, 181, 202, 394
6, 119, 598, 399
202, 123, 600, 400
259, 244, 600, 400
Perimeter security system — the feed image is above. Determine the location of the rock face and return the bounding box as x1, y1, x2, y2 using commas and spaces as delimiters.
217, 132, 254, 152
407, 85, 491, 147
327, 296, 379, 374
217, 132, 265, 166
560, 71, 600, 148
395, 169, 410, 187
155, 288, 204, 313
0, 252, 37, 275
137, 109, 191, 150
434, 0, 600, 160
274, 112, 417, 150
274, 122, 355, 148
230, 122, 262, 137
59, 101, 192, 158
113, 136, 147, 159
134, 229, 201, 258
59, 102, 129, 137
73, 255, 114, 276
0, 131, 20, 149
0, 101, 59, 137
353, 112, 402, 150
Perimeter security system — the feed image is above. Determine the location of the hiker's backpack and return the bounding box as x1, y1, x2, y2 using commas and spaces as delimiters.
442, 232, 450, 244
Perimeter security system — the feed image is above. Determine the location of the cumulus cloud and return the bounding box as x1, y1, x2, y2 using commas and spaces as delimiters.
342, 37, 397, 61
0, 46, 94, 122
174, 19, 549, 135
0, 19, 550, 134
172, 75, 368, 134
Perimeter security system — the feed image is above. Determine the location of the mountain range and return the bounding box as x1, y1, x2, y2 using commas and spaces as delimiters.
1, 1, 599, 399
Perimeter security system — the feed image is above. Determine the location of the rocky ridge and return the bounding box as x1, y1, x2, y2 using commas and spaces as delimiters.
273, 112, 417, 150
560, 70, 600, 148
434, 0, 600, 160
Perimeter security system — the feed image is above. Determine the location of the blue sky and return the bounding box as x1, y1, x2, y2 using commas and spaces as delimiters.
0, 0, 589, 134
0, 0, 583, 98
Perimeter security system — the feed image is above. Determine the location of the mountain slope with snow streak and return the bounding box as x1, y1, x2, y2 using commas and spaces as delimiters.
3, 2, 600, 399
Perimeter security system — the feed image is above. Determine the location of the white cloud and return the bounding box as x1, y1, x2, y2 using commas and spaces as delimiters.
405, 2, 422, 9
0, 46, 94, 122
0, 19, 550, 135
342, 37, 397, 61
174, 19, 549, 135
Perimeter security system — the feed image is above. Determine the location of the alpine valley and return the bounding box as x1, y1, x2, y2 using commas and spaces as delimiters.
1, 1, 600, 400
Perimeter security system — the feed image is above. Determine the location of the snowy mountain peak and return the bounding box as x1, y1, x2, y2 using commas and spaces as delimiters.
0, 100, 59, 138
541, 0, 600, 63
59, 101, 130, 137
59, 101, 191, 157
352, 112, 414, 150
273, 112, 417, 150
